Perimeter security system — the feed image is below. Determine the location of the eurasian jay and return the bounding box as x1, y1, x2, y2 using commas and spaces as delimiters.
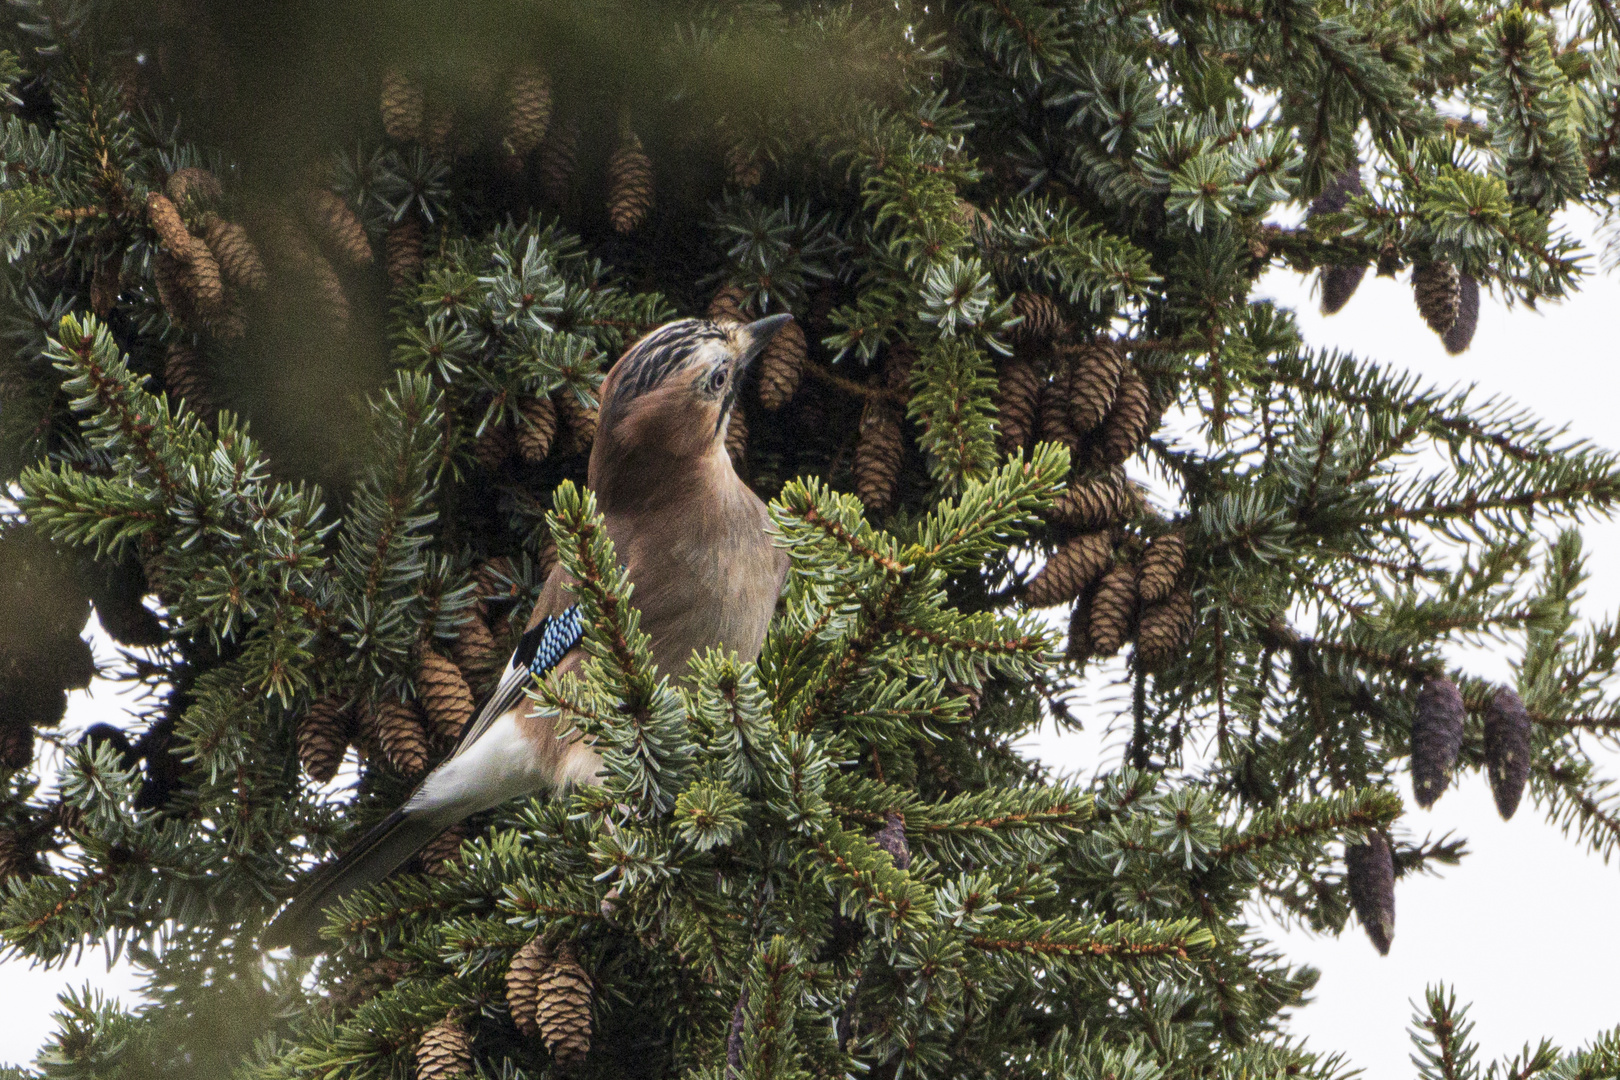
263, 314, 794, 953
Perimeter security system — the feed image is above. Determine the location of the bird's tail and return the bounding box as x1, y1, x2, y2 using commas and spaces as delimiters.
262, 809, 450, 955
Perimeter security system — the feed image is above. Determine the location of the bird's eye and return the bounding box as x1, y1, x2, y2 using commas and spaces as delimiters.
707, 369, 727, 393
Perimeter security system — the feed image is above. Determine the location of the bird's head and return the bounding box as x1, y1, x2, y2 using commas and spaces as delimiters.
589, 314, 792, 509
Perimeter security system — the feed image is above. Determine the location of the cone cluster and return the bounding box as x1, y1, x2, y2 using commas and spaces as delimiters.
297, 695, 353, 783
1411, 677, 1464, 809
414, 1018, 472, 1080
1346, 831, 1395, 955
505, 937, 592, 1064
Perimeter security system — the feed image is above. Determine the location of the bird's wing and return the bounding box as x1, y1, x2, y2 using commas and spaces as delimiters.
445, 565, 585, 759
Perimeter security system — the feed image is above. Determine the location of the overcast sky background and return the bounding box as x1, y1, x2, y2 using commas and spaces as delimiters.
3, 212, 1618, 1073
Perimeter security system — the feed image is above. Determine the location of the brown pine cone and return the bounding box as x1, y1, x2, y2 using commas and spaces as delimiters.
1346, 832, 1395, 955
370, 700, 430, 777
0, 718, 32, 770
757, 317, 806, 410
607, 128, 654, 234
414, 1018, 472, 1080
296, 695, 352, 783
1095, 365, 1151, 466
418, 822, 468, 877
1483, 687, 1531, 821
1022, 532, 1112, 609
1048, 467, 1133, 531
537, 116, 580, 205
517, 395, 557, 464
873, 811, 910, 870
452, 612, 501, 687
474, 421, 516, 471
1008, 292, 1062, 344
854, 398, 905, 516
164, 342, 214, 419
1137, 531, 1186, 606
417, 646, 475, 744
1064, 339, 1126, 433
146, 191, 194, 254
993, 354, 1041, 456
1442, 273, 1479, 355
707, 283, 752, 324
180, 242, 227, 317
506, 935, 553, 1037
1412, 261, 1460, 336
725, 405, 748, 473
726, 139, 764, 189
424, 101, 455, 156
386, 217, 425, 288
305, 190, 373, 268
536, 940, 592, 1065
166, 166, 222, 211
503, 64, 553, 160
1136, 587, 1193, 672
0, 829, 41, 882
1310, 166, 1367, 315
1411, 677, 1464, 809
381, 68, 425, 142
1067, 589, 1096, 661
1088, 562, 1137, 657
1035, 361, 1079, 451
555, 391, 598, 453
153, 249, 194, 326
199, 214, 267, 293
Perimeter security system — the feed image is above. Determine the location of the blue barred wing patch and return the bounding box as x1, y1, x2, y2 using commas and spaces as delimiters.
448, 604, 587, 756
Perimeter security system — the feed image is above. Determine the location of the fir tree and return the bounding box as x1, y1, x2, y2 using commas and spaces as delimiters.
1, 4, 1619, 1080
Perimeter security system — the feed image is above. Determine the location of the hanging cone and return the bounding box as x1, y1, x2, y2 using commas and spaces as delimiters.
1009, 292, 1062, 344
1320, 264, 1368, 316
146, 191, 194, 254
0, 717, 32, 770
516, 395, 557, 464
1048, 467, 1134, 531
386, 217, 426, 288
873, 811, 910, 869
537, 116, 579, 205
1067, 588, 1097, 661
757, 316, 806, 410
1412, 261, 1460, 336
164, 342, 213, 419
506, 935, 553, 1037
535, 940, 592, 1065
417, 646, 475, 744
1035, 361, 1080, 451
854, 398, 904, 516
1021, 532, 1112, 609
1064, 339, 1126, 433
1088, 562, 1137, 657
1483, 687, 1531, 820
414, 1018, 472, 1080
606, 126, 654, 234
1136, 587, 1193, 672
503, 64, 553, 160
1411, 677, 1465, 808
153, 249, 194, 326
381, 68, 425, 142
424, 102, 455, 156
165, 166, 222, 211
474, 421, 516, 471
555, 391, 598, 453
725, 139, 764, 189
304, 190, 373, 268
993, 353, 1040, 456
199, 214, 267, 293
452, 612, 500, 686
1442, 273, 1479, 355
1096, 365, 1151, 466
1345, 832, 1395, 955
369, 700, 431, 777
180, 242, 227, 318
296, 695, 351, 783
707, 282, 752, 323
418, 822, 467, 877
1310, 166, 1368, 315
725, 405, 748, 473
1137, 531, 1186, 606
885, 341, 917, 395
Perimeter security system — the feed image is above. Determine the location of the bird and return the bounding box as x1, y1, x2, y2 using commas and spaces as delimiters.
262, 313, 794, 953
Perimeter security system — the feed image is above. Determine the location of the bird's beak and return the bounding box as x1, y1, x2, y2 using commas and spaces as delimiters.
733, 313, 794, 372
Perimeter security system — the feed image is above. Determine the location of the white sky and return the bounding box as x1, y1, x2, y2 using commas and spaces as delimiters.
3, 217, 1619, 1073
